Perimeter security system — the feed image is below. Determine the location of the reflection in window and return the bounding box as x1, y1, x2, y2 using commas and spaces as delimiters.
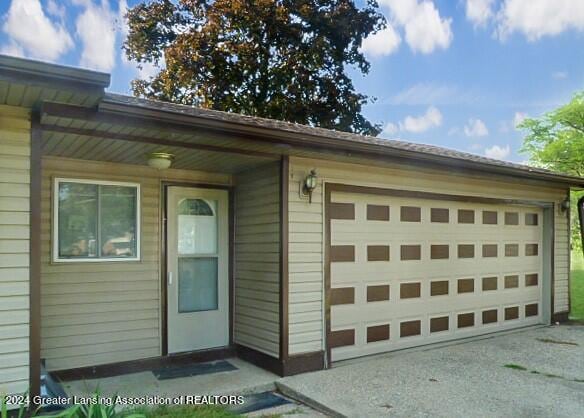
56, 180, 139, 260
178, 199, 217, 255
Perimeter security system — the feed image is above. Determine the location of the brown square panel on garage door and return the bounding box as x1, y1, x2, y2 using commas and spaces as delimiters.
505, 211, 519, 225
330, 287, 355, 305
329, 202, 355, 220
367, 324, 390, 343
431, 280, 449, 296
457, 313, 475, 328
431, 245, 449, 259
367, 245, 390, 261
457, 278, 474, 293
458, 244, 475, 258
482, 309, 498, 324
430, 316, 449, 333
458, 209, 475, 224
505, 244, 519, 257
401, 206, 421, 222
525, 303, 539, 317
525, 244, 539, 256
482, 211, 498, 225
329, 329, 355, 348
400, 320, 421, 337
482, 244, 498, 258
330, 245, 355, 262
482, 276, 498, 291
525, 213, 539, 226
525, 273, 539, 286
505, 306, 519, 320
367, 204, 390, 221
401, 245, 421, 260
504, 275, 519, 288
367, 285, 390, 302
400, 282, 421, 299
431, 208, 449, 223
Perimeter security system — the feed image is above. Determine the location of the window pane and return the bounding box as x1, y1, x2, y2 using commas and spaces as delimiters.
178, 199, 217, 254
58, 182, 98, 258
178, 257, 218, 312
99, 185, 138, 258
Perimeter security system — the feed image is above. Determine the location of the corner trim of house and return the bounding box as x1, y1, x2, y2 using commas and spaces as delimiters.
29, 113, 42, 403
51, 347, 236, 382
279, 156, 290, 362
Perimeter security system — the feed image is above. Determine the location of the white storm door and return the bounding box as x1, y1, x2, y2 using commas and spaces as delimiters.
167, 186, 229, 354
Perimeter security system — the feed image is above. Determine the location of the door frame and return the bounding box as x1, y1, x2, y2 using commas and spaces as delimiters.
161, 181, 234, 356
324, 182, 555, 366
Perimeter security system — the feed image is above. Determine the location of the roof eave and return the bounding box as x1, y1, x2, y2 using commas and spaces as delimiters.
98, 97, 584, 188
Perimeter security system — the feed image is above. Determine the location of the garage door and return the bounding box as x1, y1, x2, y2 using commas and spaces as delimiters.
327, 190, 544, 362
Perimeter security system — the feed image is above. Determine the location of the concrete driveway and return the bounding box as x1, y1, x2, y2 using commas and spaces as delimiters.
278, 325, 584, 417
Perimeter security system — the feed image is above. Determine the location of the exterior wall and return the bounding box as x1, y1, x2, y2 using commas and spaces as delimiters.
0, 105, 31, 396
41, 156, 230, 371
288, 156, 570, 355
233, 163, 280, 357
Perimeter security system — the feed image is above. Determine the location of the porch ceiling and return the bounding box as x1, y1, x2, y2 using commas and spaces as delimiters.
39, 112, 280, 174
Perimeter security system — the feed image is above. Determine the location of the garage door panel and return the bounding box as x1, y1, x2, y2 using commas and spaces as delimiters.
331, 291, 541, 329
329, 191, 544, 362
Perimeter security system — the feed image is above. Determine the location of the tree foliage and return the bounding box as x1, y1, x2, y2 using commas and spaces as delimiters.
124, 0, 385, 135
519, 91, 584, 251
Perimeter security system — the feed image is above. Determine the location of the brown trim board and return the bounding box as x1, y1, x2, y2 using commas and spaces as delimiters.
279, 156, 290, 362
52, 347, 235, 382
29, 113, 42, 403
324, 182, 557, 363
236, 344, 324, 377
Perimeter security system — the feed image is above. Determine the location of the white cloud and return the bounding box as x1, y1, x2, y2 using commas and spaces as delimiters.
552, 71, 568, 80
382, 122, 399, 136
513, 112, 527, 128
1, 0, 73, 61
47, 0, 66, 19
361, 25, 401, 58
387, 83, 479, 105
379, 0, 453, 54
381, 106, 443, 137
465, 0, 495, 28
400, 106, 443, 133
464, 118, 489, 137
495, 0, 584, 41
485, 144, 511, 160
75, 0, 127, 72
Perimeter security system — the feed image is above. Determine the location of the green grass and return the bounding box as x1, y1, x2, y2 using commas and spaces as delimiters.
570, 252, 584, 321
130, 405, 239, 418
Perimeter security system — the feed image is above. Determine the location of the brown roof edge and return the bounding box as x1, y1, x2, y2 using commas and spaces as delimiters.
99, 93, 584, 187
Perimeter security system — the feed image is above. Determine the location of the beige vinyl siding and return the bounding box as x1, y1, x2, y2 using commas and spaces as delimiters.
0, 105, 30, 397
41, 156, 230, 371
234, 163, 280, 357
288, 156, 570, 355
554, 207, 570, 313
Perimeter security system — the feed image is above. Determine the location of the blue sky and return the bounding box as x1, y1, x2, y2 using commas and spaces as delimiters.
1, 0, 583, 162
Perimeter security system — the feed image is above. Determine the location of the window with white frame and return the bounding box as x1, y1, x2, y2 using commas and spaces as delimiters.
53, 179, 140, 262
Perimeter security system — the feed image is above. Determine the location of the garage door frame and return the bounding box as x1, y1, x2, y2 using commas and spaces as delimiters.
324, 182, 555, 366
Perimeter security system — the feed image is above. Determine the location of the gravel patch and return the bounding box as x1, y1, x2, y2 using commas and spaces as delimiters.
280, 325, 584, 417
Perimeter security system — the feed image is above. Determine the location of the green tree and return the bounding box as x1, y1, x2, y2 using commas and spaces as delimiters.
124, 0, 385, 136
519, 92, 584, 251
